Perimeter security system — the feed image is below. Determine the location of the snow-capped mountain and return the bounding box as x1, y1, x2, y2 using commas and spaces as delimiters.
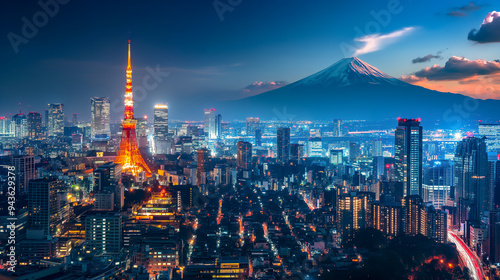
290, 57, 407, 88
222, 57, 500, 126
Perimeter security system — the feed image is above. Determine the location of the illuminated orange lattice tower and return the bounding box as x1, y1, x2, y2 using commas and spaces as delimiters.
115, 39, 152, 177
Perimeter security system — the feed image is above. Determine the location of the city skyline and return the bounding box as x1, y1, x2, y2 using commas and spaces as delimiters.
3, 1, 500, 279
2, 1, 500, 120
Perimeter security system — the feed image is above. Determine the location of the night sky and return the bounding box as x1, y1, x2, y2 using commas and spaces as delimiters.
1, 0, 499, 120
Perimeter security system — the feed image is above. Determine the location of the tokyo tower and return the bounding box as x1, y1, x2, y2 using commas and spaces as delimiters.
115, 39, 152, 177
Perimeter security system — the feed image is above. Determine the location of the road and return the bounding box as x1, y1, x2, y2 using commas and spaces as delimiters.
448, 231, 484, 280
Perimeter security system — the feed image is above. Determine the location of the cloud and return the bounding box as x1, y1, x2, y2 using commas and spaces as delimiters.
412, 53, 442, 64
459, 78, 481, 84
413, 56, 500, 81
242, 81, 287, 95
447, 11, 467, 17
400, 75, 425, 83
447, 2, 486, 17
468, 11, 500, 43
353, 27, 415, 56
402, 58, 500, 99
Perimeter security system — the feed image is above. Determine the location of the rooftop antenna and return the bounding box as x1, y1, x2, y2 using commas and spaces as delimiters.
18, 103, 21, 114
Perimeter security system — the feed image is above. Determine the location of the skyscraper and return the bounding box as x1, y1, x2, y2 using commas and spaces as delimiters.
455, 137, 489, 223
307, 137, 323, 157
395, 118, 423, 197
196, 148, 210, 186
204, 109, 221, 140
47, 103, 64, 136
12, 113, 28, 139
90, 97, 111, 139
371, 139, 383, 157
11, 155, 35, 194
154, 104, 169, 154
333, 119, 343, 137
28, 178, 59, 238
72, 113, 78, 125
423, 160, 453, 209
349, 142, 359, 162
479, 122, 500, 152
214, 113, 222, 140
246, 117, 260, 136
237, 141, 252, 170
0, 117, 14, 137
27, 112, 42, 140
255, 129, 262, 146
488, 211, 500, 263
330, 149, 343, 165
277, 127, 290, 163
44, 109, 49, 129
290, 143, 304, 163
115, 39, 152, 177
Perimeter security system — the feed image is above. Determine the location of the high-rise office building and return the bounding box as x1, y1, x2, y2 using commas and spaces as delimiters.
237, 141, 252, 170
490, 160, 500, 210
395, 118, 423, 197
44, 109, 49, 128
277, 127, 290, 163
47, 103, 64, 136
27, 112, 42, 140
28, 178, 59, 238
197, 148, 210, 186
255, 129, 262, 146
423, 160, 453, 209
330, 149, 343, 165
455, 137, 489, 223
72, 113, 78, 125
204, 109, 221, 140
479, 123, 500, 152
246, 117, 260, 136
349, 142, 359, 162
371, 139, 383, 157
333, 119, 343, 137
488, 211, 500, 263
11, 155, 36, 194
204, 109, 214, 135
12, 113, 28, 139
135, 117, 149, 148
307, 137, 323, 157
154, 103, 169, 154
85, 213, 122, 254
290, 143, 304, 163
0, 117, 14, 137
90, 97, 111, 139
214, 114, 221, 140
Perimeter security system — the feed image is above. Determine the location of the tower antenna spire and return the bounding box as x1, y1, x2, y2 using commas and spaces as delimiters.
115, 36, 152, 177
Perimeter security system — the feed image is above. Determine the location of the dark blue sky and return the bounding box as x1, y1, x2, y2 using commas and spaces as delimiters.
1, 0, 498, 120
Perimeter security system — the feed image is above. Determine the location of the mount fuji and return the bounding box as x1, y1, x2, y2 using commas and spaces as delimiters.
222, 57, 500, 125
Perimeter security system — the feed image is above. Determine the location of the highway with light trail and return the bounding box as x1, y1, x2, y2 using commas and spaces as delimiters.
448, 231, 485, 280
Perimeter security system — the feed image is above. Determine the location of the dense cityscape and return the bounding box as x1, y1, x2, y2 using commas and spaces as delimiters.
3, 1, 500, 280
